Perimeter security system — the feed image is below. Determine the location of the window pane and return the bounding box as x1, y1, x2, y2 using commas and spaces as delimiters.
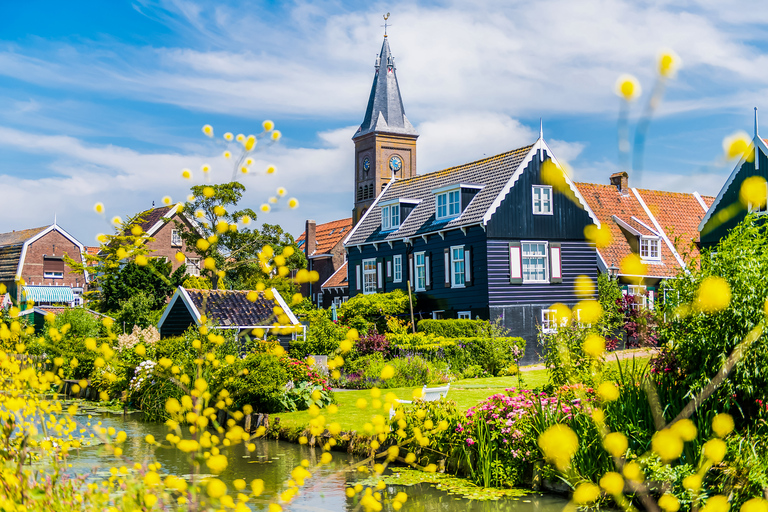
452, 247, 465, 286
391, 205, 399, 226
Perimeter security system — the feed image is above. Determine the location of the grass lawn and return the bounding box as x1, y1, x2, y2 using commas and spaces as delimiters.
272, 352, 651, 434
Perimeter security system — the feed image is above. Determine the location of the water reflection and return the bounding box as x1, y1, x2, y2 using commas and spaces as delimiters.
65, 409, 567, 512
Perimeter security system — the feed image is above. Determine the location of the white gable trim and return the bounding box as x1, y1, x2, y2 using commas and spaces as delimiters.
631, 188, 688, 273
343, 177, 396, 247
481, 138, 601, 227
612, 215, 643, 237
692, 191, 709, 213
15, 224, 89, 282
157, 286, 201, 331
146, 203, 181, 237
629, 216, 661, 237
272, 288, 300, 325
698, 136, 768, 231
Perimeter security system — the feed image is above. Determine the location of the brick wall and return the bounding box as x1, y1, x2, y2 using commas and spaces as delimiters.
20, 230, 84, 289
144, 215, 199, 272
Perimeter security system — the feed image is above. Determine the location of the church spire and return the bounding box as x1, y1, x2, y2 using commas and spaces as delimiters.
354, 37, 418, 139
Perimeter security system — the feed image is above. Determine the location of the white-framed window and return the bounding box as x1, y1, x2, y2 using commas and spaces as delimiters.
186, 257, 200, 276
393, 255, 403, 283
522, 242, 548, 282
541, 308, 568, 334
457, 311, 471, 319
44, 271, 63, 279
436, 190, 461, 220
532, 185, 553, 215
432, 310, 445, 320
332, 296, 342, 308
381, 204, 401, 231
627, 285, 647, 310
415, 252, 426, 291
363, 258, 377, 294
640, 237, 661, 260
451, 245, 465, 288
171, 229, 182, 247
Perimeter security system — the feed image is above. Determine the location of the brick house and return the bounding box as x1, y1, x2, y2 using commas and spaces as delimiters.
296, 218, 352, 307
0, 223, 88, 304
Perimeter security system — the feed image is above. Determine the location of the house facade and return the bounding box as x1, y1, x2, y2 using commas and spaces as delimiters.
296, 218, 352, 308
136, 204, 200, 274
0, 223, 88, 305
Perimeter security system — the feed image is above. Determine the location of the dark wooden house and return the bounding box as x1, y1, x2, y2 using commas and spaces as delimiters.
343, 137, 601, 363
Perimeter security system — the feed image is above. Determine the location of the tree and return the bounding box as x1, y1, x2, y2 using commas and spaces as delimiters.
175, 182, 307, 292
100, 258, 186, 313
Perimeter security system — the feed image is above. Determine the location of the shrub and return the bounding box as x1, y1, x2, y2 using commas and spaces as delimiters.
356, 327, 390, 356
290, 309, 348, 358
213, 351, 289, 412
51, 308, 103, 339
417, 318, 492, 338
337, 289, 411, 333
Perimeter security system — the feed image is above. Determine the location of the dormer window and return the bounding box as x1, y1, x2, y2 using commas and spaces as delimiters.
436, 190, 460, 219
381, 204, 401, 231
432, 184, 481, 221
640, 237, 660, 261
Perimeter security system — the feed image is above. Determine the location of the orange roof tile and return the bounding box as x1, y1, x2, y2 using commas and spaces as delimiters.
575, 183, 712, 279
296, 218, 353, 256
321, 261, 348, 289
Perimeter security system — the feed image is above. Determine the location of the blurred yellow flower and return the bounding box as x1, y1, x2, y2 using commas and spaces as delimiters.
603, 431, 628, 457
695, 276, 731, 314
550, 302, 571, 327
224, 132, 233, 141
599, 471, 624, 495
598, 381, 620, 401
162, 196, 172, 205
574, 275, 595, 298
623, 461, 644, 482
181, 168, 192, 179
236, 133, 245, 142
288, 197, 299, 209
111, 216, 122, 225
683, 474, 702, 491
272, 130, 282, 141
584, 224, 612, 248
202, 164, 211, 173
203, 186, 215, 198
724, 131, 752, 161
245, 135, 256, 151
202, 124, 213, 137
658, 50, 680, 78
739, 175, 766, 208
621, 253, 647, 279
94, 202, 105, 214
260, 204, 271, 212
572, 483, 600, 505
263, 120, 275, 131
615, 74, 642, 101
266, 166, 276, 174
652, 428, 684, 462
223, 151, 232, 159
381, 365, 395, 379
659, 493, 681, 512
576, 300, 603, 324
207, 478, 227, 498
712, 413, 735, 438
703, 438, 727, 463
277, 187, 287, 197
741, 498, 768, 512
135, 255, 148, 266
537, 424, 578, 470
671, 418, 697, 441
583, 334, 605, 358
207, 454, 228, 474
702, 495, 730, 512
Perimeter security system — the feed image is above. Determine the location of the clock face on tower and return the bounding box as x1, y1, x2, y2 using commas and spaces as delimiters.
362, 157, 370, 173
389, 155, 403, 173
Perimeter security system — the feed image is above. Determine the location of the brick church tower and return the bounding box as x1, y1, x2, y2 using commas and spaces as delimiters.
352, 36, 419, 225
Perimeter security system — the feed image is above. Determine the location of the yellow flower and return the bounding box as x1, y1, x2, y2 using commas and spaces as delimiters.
615, 74, 642, 101
597, 382, 620, 402
135, 255, 148, 266
202, 164, 211, 173
572, 482, 600, 505
245, 135, 256, 151
623, 461, 644, 482
236, 133, 245, 142
223, 150, 231, 159
741, 498, 768, 512
269, 196, 278, 204
550, 303, 571, 327
207, 454, 228, 474
576, 300, 602, 324
702, 495, 730, 512
652, 429, 684, 462
207, 478, 227, 498
135, 344, 146, 357
703, 438, 727, 463
537, 424, 579, 470
111, 216, 121, 225
658, 50, 680, 77
603, 432, 628, 457
162, 196, 171, 205
584, 223, 612, 248
224, 132, 233, 141
380, 365, 395, 380
177, 439, 199, 452
144, 494, 158, 507
272, 130, 282, 141
739, 175, 766, 207
712, 413, 734, 438
659, 493, 681, 512
181, 168, 192, 179
288, 197, 299, 209
260, 204, 271, 213
175, 252, 185, 263
599, 472, 624, 495
277, 187, 287, 197
204, 257, 216, 270
94, 202, 105, 214
574, 275, 595, 298
671, 419, 697, 441
202, 124, 213, 137
241, 166, 249, 174
592, 408, 605, 424
620, 253, 647, 279
356, 398, 368, 409
583, 334, 606, 358
695, 276, 731, 314
216, 220, 229, 233
683, 474, 702, 491
263, 120, 274, 131
251, 478, 264, 496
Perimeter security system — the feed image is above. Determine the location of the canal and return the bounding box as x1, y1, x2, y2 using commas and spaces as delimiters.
65, 406, 568, 512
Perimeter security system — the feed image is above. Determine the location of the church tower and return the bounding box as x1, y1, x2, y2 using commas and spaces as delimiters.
352, 36, 418, 224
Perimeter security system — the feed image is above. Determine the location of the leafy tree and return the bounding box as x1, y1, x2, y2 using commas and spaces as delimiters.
114, 291, 160, 331
100, 258, 186, 313
175, 182, 306, 292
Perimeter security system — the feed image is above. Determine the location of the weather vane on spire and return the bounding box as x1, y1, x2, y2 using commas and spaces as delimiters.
382, 13, 391, 37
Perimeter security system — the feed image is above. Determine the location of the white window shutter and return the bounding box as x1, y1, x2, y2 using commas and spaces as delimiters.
377, 261, 383, 289
549, 243, 562, 283
464, 247, 472, 285
425, 254, 431, 288
509, 242, 523, 284
444, 249, 450, 287
356, 265, 361, 291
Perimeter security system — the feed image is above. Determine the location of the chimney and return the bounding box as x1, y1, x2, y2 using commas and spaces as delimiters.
610, 171, 629, 195
305, 220, 316, 257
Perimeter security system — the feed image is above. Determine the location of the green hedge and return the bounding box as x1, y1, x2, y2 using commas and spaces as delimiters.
386, 332, 525, 377
416, 319, 492, 338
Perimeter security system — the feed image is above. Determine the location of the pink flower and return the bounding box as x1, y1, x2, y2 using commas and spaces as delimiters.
466, 438, 475, 446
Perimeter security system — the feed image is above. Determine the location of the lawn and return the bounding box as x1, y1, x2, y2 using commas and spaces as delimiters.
272, 351, 651, 434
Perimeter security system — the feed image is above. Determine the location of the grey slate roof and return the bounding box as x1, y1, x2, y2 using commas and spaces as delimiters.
354, 37, 418, 138
345, 143, 535, 245
186, 288, 283, 327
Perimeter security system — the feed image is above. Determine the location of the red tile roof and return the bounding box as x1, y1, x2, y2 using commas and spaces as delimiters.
321, 261, 348, 289
575, 183, 713, 279
0, 226, 47, 247
296, 218, 353, 256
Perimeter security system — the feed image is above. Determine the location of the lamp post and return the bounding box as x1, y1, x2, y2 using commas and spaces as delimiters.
608, 263, 619, 281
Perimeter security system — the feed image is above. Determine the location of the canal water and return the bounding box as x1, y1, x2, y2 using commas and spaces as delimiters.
64, 407, 568, 512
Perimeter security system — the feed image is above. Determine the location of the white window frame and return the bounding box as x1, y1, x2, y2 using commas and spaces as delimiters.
414, 252, 426, 291
521, 241, 548, 283
541, 309, 557, 334
435, 189, 461, 220
171, 229, 183, 247
450, 245, 465, 288
362, 258, 378, 294
393, 255, 403, 283
186, 257, 200, 276
532, 185, 553, 215
382, 205, 390, 230
43, 271, 64, 279
381, 202, 401, 231
628, 285, 647, 310
639, 237, 661, 261
457, 311, 471, 319
432, 310, 445, 320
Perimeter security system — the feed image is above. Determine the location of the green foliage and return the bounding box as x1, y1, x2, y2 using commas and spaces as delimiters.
182, 274, 212, 290
597, 272, 624, 334
217, 351, 289, 412
417, 319, 492, 338
114, 292, 161, 330
278, 381, 333, 412
656, 215, 768, 421
542, 323, 612, 388
51, 308, 103, 339
100, 258, 186, 313
41, 336, 112, 380
337, 289, 411, 333
336, 353, 447, 389
290, 308, 349, 358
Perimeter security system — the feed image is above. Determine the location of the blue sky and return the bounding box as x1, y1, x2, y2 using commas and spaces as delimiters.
2, 0, 768, 244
